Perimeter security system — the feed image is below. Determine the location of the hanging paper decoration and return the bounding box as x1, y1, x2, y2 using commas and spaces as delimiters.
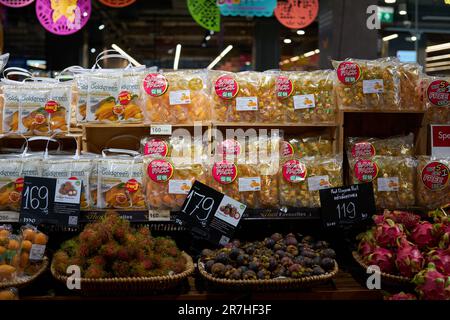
187, 0, 220, 32
0, 0, 34, 8
36, 0, 91, 35
275, 0, 319, 29
218, 0, 276, 17
98, 0, 135, 8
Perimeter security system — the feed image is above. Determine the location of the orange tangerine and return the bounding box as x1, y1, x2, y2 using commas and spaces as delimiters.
7, 239, 20, 251
21, 240, 32, 252
34, 233, 48, 245
22, 229, 36, 242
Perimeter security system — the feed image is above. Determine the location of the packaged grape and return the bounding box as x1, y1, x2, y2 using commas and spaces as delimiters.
416, 156, 450, 209
346, 133, 414, 160
259, 71, 285, 123
349, 156, 416, 209
1, 85, 20, 134
144, 157, 206, 211
333, 58, 399, 110
211, 71, 260, 123
281, 136, 333, 158
86, 72, 121, 123
41, 157, 94, 209
286, 70, 337, 124
97, 150, 145, 209
398, 62, 423, 111
424, 76, 450, 124
143, 70, 210, 124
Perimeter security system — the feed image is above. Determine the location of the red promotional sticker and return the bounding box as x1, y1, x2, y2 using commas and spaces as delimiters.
14, 177, 24, 192
427, 80, 450, 107
421, 161, 449, 191
276, 76, 293, 99
282, 159, 307, 183
281, 141, 294, 157
354, 159, 378, 182
215, 75, 239, 99
274, 0, 319, 29
44, 100, 58, 114
125, 179, 140, 193
144, 139, 169, 157
212, 161, 237, 184
351, 142, 376, 158
143, 73, 168, 97
337, 61, 361, 85
217, 139, 241, 156
118, 91, 132, 105
147, 159, 174, 183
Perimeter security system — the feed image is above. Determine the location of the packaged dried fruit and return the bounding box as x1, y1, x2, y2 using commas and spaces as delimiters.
333, 58, 399, 110
1, 85, 20, 134
117, 68, 146, 123
211, 71, 260, 123
279, 156, 342, 208
144, 157, 206, 211
423, 76, 450, 124
281, 136, 333, 158
19, 225, 47, 274
349, 156, 416, 209
86, 72, 121, 123
143, 70, 210, 124
416, 156, 450, 209
19, 87, 51, 135
97, 151, 145, 209
346, 133, 414, 160
47, 82, 73, 133
259, 161, 279, 208
398, 62, 424, 111
259, 71, 285, 123
41, 157, 94, 209
73, 70, 89, 123
141, 135, 206, 163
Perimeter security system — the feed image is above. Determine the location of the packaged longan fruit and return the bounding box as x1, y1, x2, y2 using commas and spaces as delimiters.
349, 156, 416, 209
144, 157, 206, 211
398, 62, 424, 111
423, 76, 450, 124
259, 161, 279, 209
416, 156, 450, 209
211, 71, 260, 123
281, 136, 333, 158
143, 70, 210, 124
278, 157, 309, 208
346, 133, 414, 160
333, 58, 400, 110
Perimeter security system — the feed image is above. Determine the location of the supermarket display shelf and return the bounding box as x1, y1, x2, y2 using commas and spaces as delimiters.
214, 122, 339, 127
0, 132, 83, 139
82, 122, 213, 128
342, 109, 426, 114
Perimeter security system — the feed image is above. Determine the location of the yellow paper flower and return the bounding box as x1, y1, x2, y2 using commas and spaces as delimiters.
51, 0, 78, 24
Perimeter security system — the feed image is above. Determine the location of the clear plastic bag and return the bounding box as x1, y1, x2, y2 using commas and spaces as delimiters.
346, 133, 414, 160
416, 156, 450, 209
398, 62, 424, 111
259, 71, 285, 123
211, 71, 260, 123
20, 225, 48, 275
86, 71, 121, 123
144, 70, 210, 124
1, 85, 20, 134
333, 58, 400, 110
423, 76, 450, 124
281, 136, 333, 158
259, 161, 279, 208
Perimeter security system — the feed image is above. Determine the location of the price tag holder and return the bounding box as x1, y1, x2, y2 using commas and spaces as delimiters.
19, 176, 81, 227
150, 124, 172, 135
319, 183, 376, 228
176, 181, 246, 246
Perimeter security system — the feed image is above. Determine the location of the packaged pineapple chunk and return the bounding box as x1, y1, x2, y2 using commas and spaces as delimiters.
259, 71, 286, 123
259, 161, 279, 208
398, 62, 424, 111
416, 156, 450, 209
281, 136, 333, 158
143, 70, 210, 124
349, 156, 416, 209
211, 71, 260, 123
143, 157, 206, 211
346, 133, 414, 160
333, 58, 400, 110
279, 156, 342, 208
424, 76, 450, 124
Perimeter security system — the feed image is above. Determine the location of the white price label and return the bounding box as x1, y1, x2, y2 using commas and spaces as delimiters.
238, 177, 261, 192
150, 125, 172, 135
377, 177, 399, 192
293, 94, 316, 110
148, 209, 170, 221
29, 244, 46, 261
363, 79, 384, 94
236, 97, 258, 111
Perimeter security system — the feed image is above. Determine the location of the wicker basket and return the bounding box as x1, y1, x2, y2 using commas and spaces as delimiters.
352, 251, 412, 285
51, 252, 194, 293
0, 257, 48, 290
198, 259, 339, 291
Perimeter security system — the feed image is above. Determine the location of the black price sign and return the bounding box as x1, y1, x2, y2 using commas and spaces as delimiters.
20, 176, 81, 227
175, 181, 246, 246
319, 183, 376, 228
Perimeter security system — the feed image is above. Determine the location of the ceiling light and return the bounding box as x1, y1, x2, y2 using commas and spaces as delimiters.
426, 53, 450, 62
385, 0, 396, 3
382, 33, 398, 41
426, 42, 450, 53
245, 61, 251, 66
209, 30, 214, 35
314, 49, 320, 54
411, 36, 417, 41
98, 24, 105, 30
290, 56, 300, 62
207, 45, 233, 70
83, 11, 88, 17
398, 3, 407, 15
205, 35, 211, 41
297, 30, 305, 35
173, 44, 181, 70
90, 48, 96, 53
304, 51, 316, 57
283, 38, 292, 44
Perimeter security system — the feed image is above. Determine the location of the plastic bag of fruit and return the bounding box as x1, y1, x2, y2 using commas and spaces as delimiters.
279, 155, 343, 208
97, 149, 145, 209
416, 156, 450, 209
0, 232, 21, 282
259, 71, 286, 123
346, 133, 415, 160
0, 287, 18, 300
19, 225, 48, 275
281, 135, 333, 158
143, 70, 210, 124
398, 62, 424, 111
333, 57, 400, 110
423, 76, 450, 124
144, 157, 207, 211
211, 71, 260, 123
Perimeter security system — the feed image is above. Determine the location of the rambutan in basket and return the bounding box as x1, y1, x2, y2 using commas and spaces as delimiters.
50, 252, 194, 294
352, 251, 412, 285
197, 259, 339, 291
0, 257, 49, 290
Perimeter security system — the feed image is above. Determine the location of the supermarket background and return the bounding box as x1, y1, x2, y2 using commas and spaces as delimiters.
0, 0, 449, 302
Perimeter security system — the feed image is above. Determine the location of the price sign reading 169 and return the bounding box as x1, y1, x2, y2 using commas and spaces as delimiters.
22, 186, 49, 212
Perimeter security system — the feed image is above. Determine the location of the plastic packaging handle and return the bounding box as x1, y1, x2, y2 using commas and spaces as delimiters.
26, 136, 61, 158
3, 67, 32, 79
56, 66, 86, 81
0, 133, 29, 156
24, 76, 58, 83
101, 148, 140, 158
94, 49, 132, 69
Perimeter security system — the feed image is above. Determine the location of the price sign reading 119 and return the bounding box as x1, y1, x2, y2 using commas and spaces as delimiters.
336, 202, 356, 220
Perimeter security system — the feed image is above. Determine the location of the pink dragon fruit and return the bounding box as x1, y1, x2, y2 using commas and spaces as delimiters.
375, 219, 404, 247
435, 223, 450, 249
357, 229, 376, 258
413, 263, 450, 300
427, 249, 450, 276
385, 292, 417, 300
411, 221, 436, 249
374, 210, 420, 230
367, 247, 395, 273
395, 238, 424, 278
